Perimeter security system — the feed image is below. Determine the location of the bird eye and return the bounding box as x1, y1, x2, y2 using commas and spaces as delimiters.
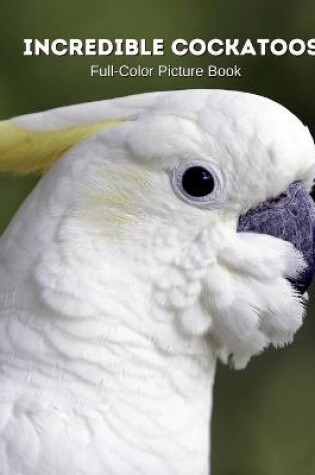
171, 160, 223, 207
182, 166, 215, 197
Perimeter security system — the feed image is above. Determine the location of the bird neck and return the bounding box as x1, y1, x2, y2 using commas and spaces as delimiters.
1, 251, 217, 475
0, 174, 218, 475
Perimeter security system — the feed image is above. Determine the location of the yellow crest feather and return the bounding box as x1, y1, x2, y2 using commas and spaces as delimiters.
0, 119, 121, 174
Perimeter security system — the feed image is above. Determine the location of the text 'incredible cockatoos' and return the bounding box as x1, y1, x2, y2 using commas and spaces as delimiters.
0, 90, 314, 475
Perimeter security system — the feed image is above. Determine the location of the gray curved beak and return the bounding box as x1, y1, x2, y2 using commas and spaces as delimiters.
238, 182, 315, 294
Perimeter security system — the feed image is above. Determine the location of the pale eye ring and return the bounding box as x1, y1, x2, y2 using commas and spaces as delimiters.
171, 160, 224, 207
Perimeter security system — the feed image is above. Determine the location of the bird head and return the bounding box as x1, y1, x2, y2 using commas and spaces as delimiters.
1, 89, 315, 368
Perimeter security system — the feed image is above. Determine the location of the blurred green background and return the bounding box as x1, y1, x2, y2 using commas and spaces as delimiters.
0, 1, 315, 474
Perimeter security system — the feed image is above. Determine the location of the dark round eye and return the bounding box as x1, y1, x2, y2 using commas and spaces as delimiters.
171, 160, 224, 208
182, 166, 215, 197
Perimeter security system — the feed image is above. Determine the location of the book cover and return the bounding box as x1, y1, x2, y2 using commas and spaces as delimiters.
0, 1, 314, 474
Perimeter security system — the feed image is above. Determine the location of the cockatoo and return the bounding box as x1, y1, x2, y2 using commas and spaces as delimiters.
0, 90, 314, 475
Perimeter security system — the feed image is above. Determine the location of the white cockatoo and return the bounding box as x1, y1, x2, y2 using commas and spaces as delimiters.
0, 90, 314, 475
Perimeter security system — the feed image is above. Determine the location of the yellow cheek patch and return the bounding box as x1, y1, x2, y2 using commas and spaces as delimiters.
0, 119, 122, 174
82, 166, 157, 237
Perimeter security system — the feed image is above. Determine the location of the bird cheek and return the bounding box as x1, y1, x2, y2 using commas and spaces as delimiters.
200, 234, 306, 368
